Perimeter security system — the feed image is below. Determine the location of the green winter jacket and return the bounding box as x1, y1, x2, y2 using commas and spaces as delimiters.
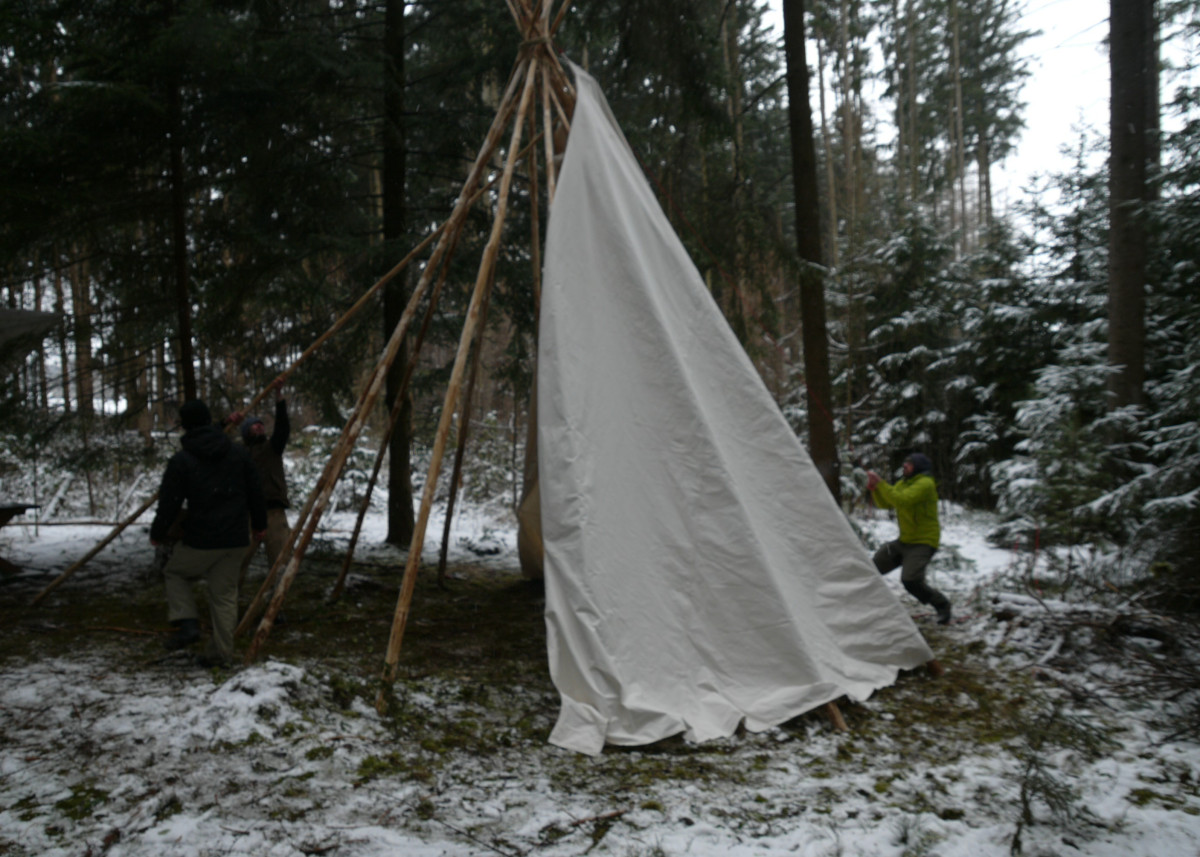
872, 472, 940, 548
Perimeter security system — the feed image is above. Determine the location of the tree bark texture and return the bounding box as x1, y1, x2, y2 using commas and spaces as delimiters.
783, 0, 841, 504
1107, 0, 1155, 409
383, 0, 415, 547
167, 79, 197, 402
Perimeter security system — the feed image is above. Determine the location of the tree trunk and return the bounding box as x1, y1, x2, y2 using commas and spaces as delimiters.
906, 0, 919, 202
54, 254, 71, 414
838, 0, 856, 247
816, 40, 839, 267
1107, 0, 1155, 409
167, 78, 197, 402
950, 0, 968, 253
70, 255, 94, 418
383, 0, 415, 547
783, 0, 841, 504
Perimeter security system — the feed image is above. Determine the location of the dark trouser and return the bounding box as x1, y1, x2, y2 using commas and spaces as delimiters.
873, 540, 950, 609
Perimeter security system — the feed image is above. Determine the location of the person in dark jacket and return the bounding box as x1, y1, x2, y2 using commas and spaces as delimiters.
867, 451, 952, 625
150, 398, 267, 665
226, 379, 292, 575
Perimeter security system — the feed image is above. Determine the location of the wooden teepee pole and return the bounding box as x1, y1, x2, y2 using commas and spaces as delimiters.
239, 130, 543, 625
327, 236, 460, 603
378, 52, 542, 696
43, 220, 451, 595
435, 268, 496, 584
550, 0, 573, 36
30, 493, 158, 606
241, 58, 536, 660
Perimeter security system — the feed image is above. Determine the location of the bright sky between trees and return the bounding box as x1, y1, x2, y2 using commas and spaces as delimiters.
762, 0, 1110, 204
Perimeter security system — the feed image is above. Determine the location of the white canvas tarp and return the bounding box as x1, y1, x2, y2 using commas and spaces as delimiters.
538, 64, 934, 756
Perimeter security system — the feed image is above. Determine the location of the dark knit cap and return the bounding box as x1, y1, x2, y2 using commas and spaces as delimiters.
179, 399, 212, 431
906, 452, 933, 474
240, 417, 264, 442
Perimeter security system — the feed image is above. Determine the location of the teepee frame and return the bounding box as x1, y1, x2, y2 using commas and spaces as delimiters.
40, 2, 941, 731
237, 1, 577, 702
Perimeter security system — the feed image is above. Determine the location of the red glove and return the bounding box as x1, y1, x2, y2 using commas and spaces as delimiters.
866, 471, 881, 492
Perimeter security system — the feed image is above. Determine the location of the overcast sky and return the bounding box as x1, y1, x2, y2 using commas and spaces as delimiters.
762, 0, 1111, 205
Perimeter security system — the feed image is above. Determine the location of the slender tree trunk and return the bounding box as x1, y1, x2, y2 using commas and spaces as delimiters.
906, 0, 919, 201
978, 137, 993, 232
721, 8, 748, 321
783, 0, 841, 503
951, 0, 968, 252
155, 340, 167, 428
1107, 0, 1155, 409
167, 78, 197, 401
54, 254, 71, 413
383, 0, 415, 547
838, 0, 856, 248
70, 256, 94, 417
816, 41, 839, 267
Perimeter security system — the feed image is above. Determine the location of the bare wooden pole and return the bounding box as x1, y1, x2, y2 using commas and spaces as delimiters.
504, 0, 524, 29
541, 66, 560, 208
378, 55, 541, 697
550, 0, 572, 37
436, 269, 496, 584
825, 701, 849, 732
30, 493, 158, 606
241, 60, 535, 660
241, 61, 533, 625
328, 237, 460, 603
240, 132, 545, 625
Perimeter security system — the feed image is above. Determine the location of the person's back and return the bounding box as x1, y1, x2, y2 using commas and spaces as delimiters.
150, 399, 266, 666
153, 423, 262, 550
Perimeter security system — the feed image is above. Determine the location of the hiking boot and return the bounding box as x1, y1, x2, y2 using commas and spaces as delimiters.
936, 603, 952, 625
163, 618, 200, 651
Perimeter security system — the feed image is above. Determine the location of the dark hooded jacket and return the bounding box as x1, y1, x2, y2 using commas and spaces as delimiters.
150, 424, 267, 549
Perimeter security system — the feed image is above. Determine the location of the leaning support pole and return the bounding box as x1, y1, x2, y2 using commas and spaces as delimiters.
378, 54, 541, 701
435, 270, 495, 585
238, 221, 456, 641
242, 59, 535, 661
48, 225, 448, 592
327, 246, 457, 603
30, 493, 158, 606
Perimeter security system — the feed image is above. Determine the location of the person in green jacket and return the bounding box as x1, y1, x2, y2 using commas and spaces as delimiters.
867, 452, 952, 624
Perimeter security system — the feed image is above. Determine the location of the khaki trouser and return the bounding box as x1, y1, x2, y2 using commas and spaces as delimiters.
238, 508, 291, 591
263, 508, 290, 568
164, 544, 244, 660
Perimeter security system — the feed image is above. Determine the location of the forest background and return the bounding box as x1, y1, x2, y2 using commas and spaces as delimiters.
1, 0, 1198, 605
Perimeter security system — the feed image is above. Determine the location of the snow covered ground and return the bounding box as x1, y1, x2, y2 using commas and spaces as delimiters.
1, 500, 1199, 857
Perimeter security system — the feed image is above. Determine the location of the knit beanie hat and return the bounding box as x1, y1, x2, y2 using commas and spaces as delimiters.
179, 399, 211, 431
240, 417, 264, 442
906, 452, 933, 474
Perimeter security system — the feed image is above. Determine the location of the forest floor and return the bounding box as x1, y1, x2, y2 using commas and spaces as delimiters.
1, 507, 1199, 857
